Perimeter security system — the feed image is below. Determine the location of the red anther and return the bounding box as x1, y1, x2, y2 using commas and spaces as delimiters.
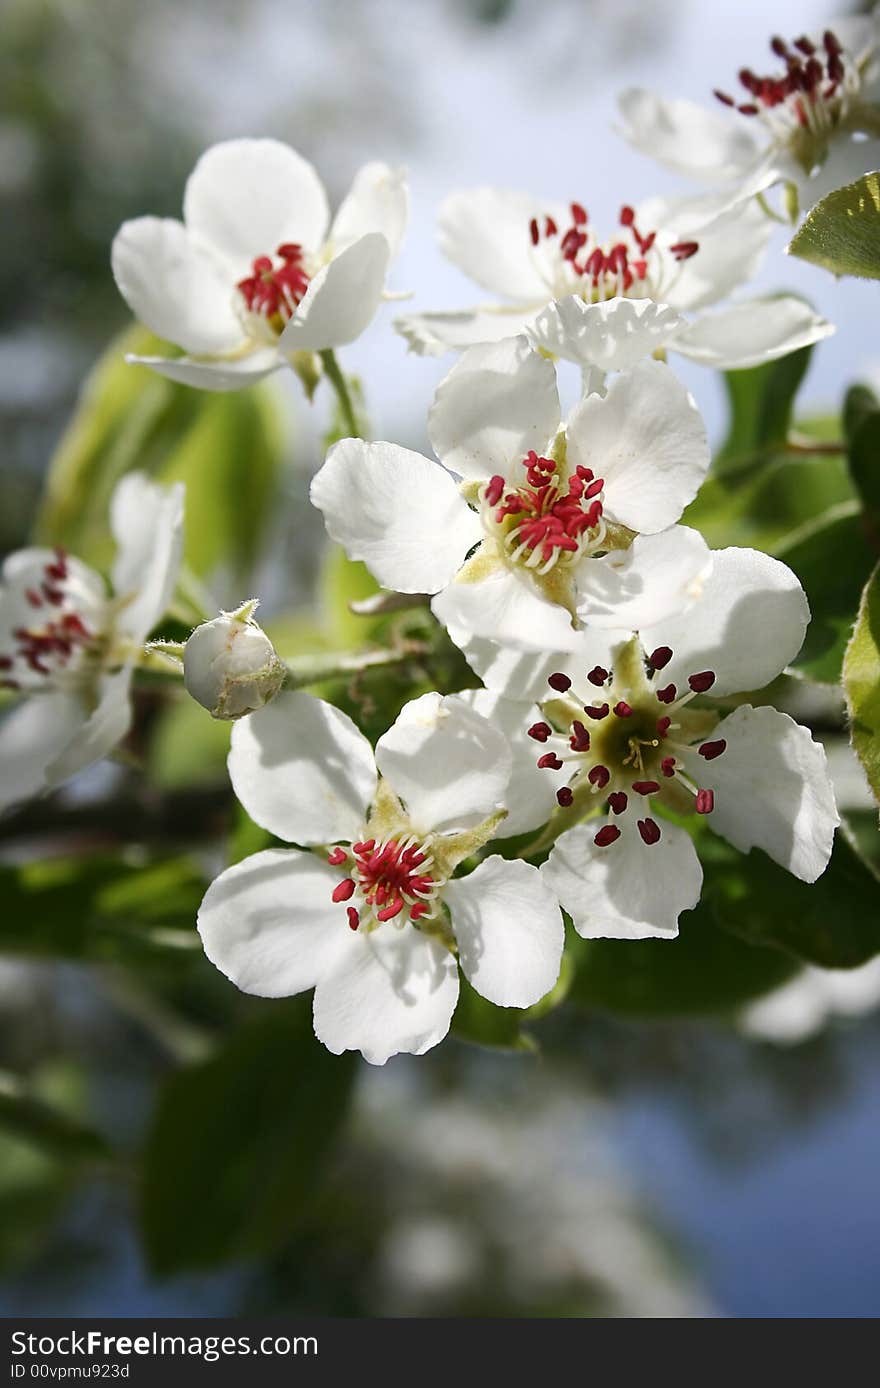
332, 878, 356, 903
585, 703, 609, 721
656, 717, 671, 737
587, 666, 608, 686
571, 202, 588, 225
556, 787, 574, 807
584, 477, 604, 498
42, 584, 64, 606
695, 788, 715, 815
649, 645, 672, 670
638, 817, 661, 846
576, 465, 593, 481
737, 103, 759, 115
588, 765, 610, 789
347, 907, 360, 930
528, 721, 552, 742
698, 739, 727, 760
631, 780, 659, 796
620, 205, 635, 226
327, 846, 348, 866
656, 684, 676, 704
688, 670, 716, 693
770, 35, 789, 58
823, 30, 842, 56
538, 752, 564, 770
530, 217, 540, 246
661, 756, 676, 777
410, 901, 429, 921
25, 589, 43, 608
353, 839, 375, 854
485, 474, 505, 506
714, 89, 735, 106
544, 215, 558, 236
670, 240, 700, 260
569, 719, 591, 752
608, 791, 628, 814
633, 260, 648, 279
613, 702, 633, 719
376, 899, 404, 922
739, 67, 759, 91
828, 53, 844, 83
548, 672, 572, 693
594, 824, 621, 847
794, 35, 815, 56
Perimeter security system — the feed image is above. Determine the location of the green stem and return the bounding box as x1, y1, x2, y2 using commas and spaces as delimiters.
284, 643, 428, 689
320, 349, 361, 438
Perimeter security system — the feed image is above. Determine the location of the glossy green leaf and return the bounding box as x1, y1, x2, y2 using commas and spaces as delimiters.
35, 323, 286, 585
706, 829, 880, 967
787, 172, 880, 279
844, 382, 880, 532
140, 1001, 356, 1275
715, 344, 812, 471
775, 503, 875, 683
843, 562, 880, 806
570, 903, 796, 1017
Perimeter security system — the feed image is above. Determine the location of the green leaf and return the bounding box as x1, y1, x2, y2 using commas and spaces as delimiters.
35, 323, 286, 584
0, 1076, 109, 1165
570, 903, 796, 1017
775, 503, 875, 683
0, 856, 204, 961
148, 693, 231, 791
787, 171, 880, 280
843, 561, 880, 806
706, 829, 880, 967
716, 345, 812, 471
318, 545, 383, 646
844, 382, 880, 533
140, 1001, 355, 1275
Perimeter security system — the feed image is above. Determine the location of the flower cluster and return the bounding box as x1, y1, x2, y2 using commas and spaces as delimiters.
6, 11, 867, 1063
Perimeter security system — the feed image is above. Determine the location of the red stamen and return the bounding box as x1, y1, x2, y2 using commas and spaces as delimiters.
548, 672, 572, 692
698, 739, 727, 760
556, 787, 574, 807
632, 780, 659, 796
649, 645, 672, 670
538, 752, 564, 770
594, 824, 620, 847
608, 791, 628, 814
695, 789, 715, 815
688, 670, 716, 693
528, 721, 552, 742
587, 666, 609, 686
638, 818, 661, 846
585, 703, 609, 721
588, 765, 610, 789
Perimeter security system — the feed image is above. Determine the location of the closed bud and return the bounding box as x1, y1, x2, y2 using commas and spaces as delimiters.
183, 600, 285, 720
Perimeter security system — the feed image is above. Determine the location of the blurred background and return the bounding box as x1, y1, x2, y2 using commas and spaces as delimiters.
1, 0, 879, 1318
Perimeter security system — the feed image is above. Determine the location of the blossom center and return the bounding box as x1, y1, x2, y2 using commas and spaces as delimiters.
0, 550, 105, 693
530, 643, 725, 847
236, 243, 311, 336
327, 833, 442, 931
527, 202, 698, 304
479, 452, 605, 576
713, 31, 860, 169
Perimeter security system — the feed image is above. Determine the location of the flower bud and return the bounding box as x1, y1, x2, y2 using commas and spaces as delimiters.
183, 600, 285, 720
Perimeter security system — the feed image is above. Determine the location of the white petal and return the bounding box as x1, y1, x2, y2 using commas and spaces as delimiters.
111, 217, 245, 355
428, 335, 560, 483
640, 547, 808, 697
46, 666, 133, 783
798, 136, 880, 208
278, 233, 389, 351
455, 687, 559, 835
124, 349, 282, 392
576, 527, 712, 631
110, 472, 184, 643
432, 562, 582, 653
197, 848, 351, 997
395, 305, 536, 356
445, 623, 620, 702
313, 923, 459, 1064
0, 692, 88, 813
310, 439, 480, 594
566, 360, 709, 532
616, 88, 763, 182
527, 296, 683, 373
650, 155, 783, 232
228, 690, 377, 845
681, 705, 839, 883
542, 817, 702, 940
438, 187, 562, 300
330, 162, 408, 261
183, 138, 329, 269
672, 296, 834, 371
657, 199, 773, 313
446, 856, 564, 1007
374, 691, 511, 834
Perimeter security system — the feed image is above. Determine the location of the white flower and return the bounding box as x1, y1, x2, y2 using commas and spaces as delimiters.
111, 140, 408, 391
197, 689, 564, 1064
311, 336, 712, 652
739, 958, 880, 1044
394, 187, 831, 371
182, 599, 285, 720
617, 20, 880, 227
0, 473, 184, 812
447, 547, 839, 940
